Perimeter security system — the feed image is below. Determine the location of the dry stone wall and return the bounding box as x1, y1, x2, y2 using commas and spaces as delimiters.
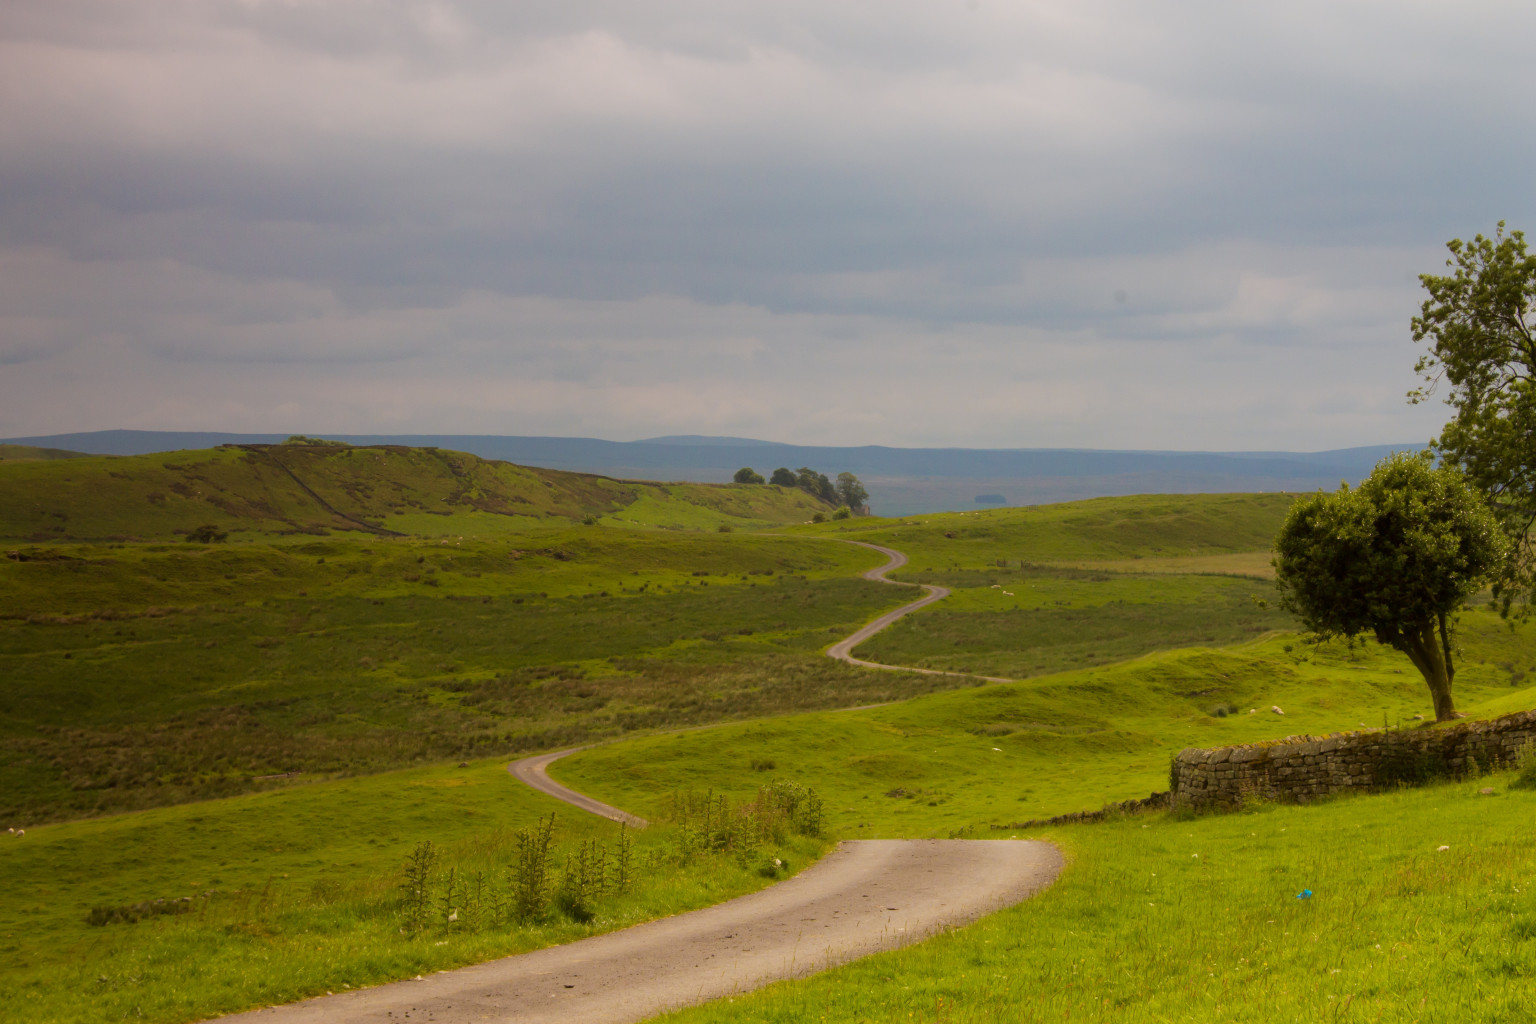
1172, 709, 1536, 808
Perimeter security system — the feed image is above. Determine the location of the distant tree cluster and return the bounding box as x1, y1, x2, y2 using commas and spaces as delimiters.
733, 466, 869, 513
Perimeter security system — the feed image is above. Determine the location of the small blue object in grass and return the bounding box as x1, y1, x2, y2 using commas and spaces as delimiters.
1296, 889, 1313, 900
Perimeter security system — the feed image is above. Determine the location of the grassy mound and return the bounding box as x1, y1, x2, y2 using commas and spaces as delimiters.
0, 444, 90, 462
0, 442, 831, 541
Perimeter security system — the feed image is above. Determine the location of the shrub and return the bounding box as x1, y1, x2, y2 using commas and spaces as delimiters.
510, 814, 557, 921
399, 840, 437, 930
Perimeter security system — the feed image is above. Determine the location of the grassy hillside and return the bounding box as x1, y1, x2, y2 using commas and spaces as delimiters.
2, 478, 1532, 1023
826, 492, 1301, 563
0, 444, 90, 462
0, 489, 1318, 825
557, 613, 1536, 831
556, 617, 1536, 1024
792, 494, 1301, 678
0, 442, 831, 542
0, 756, 827, 1024
1, 531, 963, 823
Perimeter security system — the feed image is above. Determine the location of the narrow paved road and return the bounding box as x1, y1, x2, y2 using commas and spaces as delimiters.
219, 540, 1060, 1024
827, 540, 1012, 683
509, 748, 648, 827
219, 840, 1061, 1024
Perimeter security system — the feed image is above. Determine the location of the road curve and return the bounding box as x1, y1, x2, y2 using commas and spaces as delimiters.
217, 839, 1061, 1024
827, 540, 1012, 683
509, 748, 648, 828
215, 540, 1062, 1024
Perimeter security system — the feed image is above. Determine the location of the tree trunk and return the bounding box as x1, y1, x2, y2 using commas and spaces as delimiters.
1397, 619, 1457, 722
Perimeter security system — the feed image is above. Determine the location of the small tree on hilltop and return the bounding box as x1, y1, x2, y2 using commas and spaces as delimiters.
1273, 453, 1505, 722
769, 467, 797, 487
733, 467, 765, 484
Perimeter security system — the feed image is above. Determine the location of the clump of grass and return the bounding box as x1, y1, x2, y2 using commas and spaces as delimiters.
1512, 742, 1536, 790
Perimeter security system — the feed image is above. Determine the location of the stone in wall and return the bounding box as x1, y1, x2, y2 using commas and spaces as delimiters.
1170, 708, 1536, 809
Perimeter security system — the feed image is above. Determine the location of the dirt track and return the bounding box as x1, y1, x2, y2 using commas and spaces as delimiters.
216, 540, 1061, 1024
826, 540, 1011, 682
509, 748, 649, 827
217, 839, 1060, 1024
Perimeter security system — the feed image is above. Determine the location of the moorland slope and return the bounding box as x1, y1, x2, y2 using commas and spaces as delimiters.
0, 442, 833, 541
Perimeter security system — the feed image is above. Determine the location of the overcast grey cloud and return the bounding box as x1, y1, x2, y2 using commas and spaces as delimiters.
1, 0, 1533, 447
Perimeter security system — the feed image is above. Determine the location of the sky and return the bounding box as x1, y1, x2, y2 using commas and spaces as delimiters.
2, 1, 1533, 451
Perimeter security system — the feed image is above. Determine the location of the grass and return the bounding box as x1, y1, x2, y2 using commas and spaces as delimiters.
807, 492, 1300, 565
10, 463, 1532, 1023
2, 488, 1323, 826
653, 775, 1536, 1023
1, 532, 952, 823
0, 443, 831, 542
557, 615, 1536, 834
0, 757, 827, 1024
853, 563, 1293, 679
0, 444, 90, 462
547, 602, 1536, 1024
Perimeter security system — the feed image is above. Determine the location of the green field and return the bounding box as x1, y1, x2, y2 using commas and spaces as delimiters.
5, 449, 1533, 1023
556, 614, 1536, 833
2, 530, 962, 822
1, 756, 827, 1024
0, 441, 832, 542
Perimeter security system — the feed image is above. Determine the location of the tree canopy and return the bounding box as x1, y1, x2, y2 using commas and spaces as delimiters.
732, 467, 765, 484
1412, 222, 1536, 610
1273, 453, 1505, 722
765, 465, 864, 508
795, 467, 837, 504
835, 471, 868, 511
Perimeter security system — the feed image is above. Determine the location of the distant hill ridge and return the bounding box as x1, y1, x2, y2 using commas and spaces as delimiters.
0, 430, 1424, 515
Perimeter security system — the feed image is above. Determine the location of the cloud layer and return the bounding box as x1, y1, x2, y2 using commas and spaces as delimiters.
3, 1, 1533, 447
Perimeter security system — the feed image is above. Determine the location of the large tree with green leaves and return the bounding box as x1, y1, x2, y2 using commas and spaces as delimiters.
835, 471, 868, 511
1273, 453, 1505, 722
1412, 222, 1536, 609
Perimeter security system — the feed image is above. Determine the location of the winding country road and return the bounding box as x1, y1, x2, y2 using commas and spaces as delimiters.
222, 539, 1058, 1024
827, 540, 1012, 683
221, 840, 1060, 1024
509, 748, 649, 828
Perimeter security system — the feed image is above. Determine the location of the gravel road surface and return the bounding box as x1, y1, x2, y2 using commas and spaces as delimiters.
216, 839, 1060, 1024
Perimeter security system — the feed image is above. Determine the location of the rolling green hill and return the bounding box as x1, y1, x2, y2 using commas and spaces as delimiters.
0, 443, 90, 463
3, 470, 1533, 1024
0, 442, 832, 541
